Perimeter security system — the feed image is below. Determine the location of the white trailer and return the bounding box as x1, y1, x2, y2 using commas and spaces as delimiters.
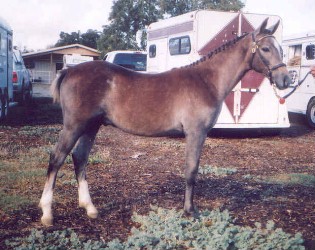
282, 32, 315, 127
0, 16, 13, 121
146, 10, 289, 129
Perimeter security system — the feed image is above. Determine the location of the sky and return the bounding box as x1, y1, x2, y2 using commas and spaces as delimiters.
0, 0, 314, 51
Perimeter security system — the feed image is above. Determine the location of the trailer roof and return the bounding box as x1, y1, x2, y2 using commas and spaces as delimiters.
283, 31, 315, 42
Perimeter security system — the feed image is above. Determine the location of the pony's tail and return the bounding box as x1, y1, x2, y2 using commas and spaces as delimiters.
51, 69, 67, 103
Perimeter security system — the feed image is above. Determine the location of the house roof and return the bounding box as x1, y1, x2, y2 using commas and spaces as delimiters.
22, 44, 100, 58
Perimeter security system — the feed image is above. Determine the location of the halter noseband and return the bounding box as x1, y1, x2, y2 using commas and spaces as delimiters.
251, 33, 286, 84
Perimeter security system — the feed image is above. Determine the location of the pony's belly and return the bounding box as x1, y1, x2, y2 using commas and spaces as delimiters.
106, 113, 183, 137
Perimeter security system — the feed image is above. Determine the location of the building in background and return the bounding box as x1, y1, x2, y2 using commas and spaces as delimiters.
22, 44, 100, 84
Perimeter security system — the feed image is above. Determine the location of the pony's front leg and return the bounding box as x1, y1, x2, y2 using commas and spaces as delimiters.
184, 130, 207, 215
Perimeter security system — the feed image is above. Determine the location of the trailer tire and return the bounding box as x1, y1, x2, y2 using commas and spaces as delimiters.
0, 89, 9, 121
306, 98, 315, 128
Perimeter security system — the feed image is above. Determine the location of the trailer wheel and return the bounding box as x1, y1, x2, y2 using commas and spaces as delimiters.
0, 90, 8, 121
0, 90, 3, 121
306, 98, 315, 128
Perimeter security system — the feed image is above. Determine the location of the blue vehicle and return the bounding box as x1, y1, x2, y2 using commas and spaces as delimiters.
13, 47, 32, 104
0, 16, 13, 121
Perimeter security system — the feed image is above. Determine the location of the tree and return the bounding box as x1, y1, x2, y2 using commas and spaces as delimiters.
98, 0, 162, 54
160, 0, 245, 17
55, 30, 100, 49
81, 30, 101, 49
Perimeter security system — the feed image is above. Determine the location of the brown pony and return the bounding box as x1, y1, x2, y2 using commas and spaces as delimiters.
39, 18, 291, 226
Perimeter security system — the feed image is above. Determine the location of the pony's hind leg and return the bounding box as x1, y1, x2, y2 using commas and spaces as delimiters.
39, 126, 83, 226
72, 123, 100, 219
184, 129, 207, 215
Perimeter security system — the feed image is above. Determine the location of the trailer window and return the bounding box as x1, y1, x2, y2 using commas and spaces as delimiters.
306, 45, 315, 60
169, 36, 191, 55
287, 44, 302, 66
149, 45, 156, 58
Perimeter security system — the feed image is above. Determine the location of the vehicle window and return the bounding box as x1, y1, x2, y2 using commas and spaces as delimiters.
169, 36, 191, 55
149, 45, 156, 58
113, 53, 147, 71
306, 44, 315, 60
0, 33, 1, 50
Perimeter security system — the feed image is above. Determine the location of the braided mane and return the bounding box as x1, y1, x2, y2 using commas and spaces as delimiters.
185, 33, 249, 68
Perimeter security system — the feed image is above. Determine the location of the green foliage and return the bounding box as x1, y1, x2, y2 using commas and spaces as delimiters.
6, 207, 305, 249
55, 29, 100, 49
160, 0, 244, 17
266, 173, 315, 187
5, 229, 106, 250
199, 165, 237, 176
245, 173, 315, 187
18, 126, 60, 137
98, 0, 161, 54
0, 190, 31, 212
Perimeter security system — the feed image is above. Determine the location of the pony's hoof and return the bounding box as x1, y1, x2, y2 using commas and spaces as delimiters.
87, 206, 98, 219
184, 207, 199, 218
41, 216, 53, 227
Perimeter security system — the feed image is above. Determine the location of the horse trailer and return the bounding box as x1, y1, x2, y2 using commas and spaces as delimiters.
0, 16, 13, 121
282, 32, 315, 127
146, 10, 289, 129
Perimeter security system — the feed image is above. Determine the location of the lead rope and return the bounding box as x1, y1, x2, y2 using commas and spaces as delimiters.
272, 70, 312, 104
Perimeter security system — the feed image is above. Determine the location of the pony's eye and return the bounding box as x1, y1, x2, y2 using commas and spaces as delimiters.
261, 47, 270, 52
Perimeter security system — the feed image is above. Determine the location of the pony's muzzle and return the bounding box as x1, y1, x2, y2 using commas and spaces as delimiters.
273, 72, 292, 90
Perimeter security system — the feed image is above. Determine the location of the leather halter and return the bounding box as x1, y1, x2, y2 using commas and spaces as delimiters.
251, 33, 286, 84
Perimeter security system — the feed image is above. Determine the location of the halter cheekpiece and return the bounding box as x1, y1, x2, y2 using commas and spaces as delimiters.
251, 33, 286, 84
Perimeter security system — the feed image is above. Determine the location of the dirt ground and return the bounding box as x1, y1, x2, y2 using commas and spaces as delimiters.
1, 87, 315, 249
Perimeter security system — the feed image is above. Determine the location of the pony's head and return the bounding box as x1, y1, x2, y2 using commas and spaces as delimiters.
250, 18, 292, 90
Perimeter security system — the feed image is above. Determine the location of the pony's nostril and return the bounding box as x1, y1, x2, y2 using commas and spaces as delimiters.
285, 75, 292, 87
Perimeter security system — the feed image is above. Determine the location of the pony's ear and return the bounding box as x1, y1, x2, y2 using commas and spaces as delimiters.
266, 20, 280, 35
254, 18, 280, 37
254, 18, 269, 36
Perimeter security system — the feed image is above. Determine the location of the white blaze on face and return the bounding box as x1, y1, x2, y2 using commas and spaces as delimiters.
272, 38, 283, 60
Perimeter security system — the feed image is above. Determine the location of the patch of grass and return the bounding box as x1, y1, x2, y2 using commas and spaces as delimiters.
253, 173, 315, 187
199, 165, 237, 176
0, 190, 32, 211
18, 126, 60, 137
265, 173, 315, 187
0, 145, 50, 213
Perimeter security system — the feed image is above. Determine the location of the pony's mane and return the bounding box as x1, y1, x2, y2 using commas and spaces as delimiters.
184, 33, 249, 68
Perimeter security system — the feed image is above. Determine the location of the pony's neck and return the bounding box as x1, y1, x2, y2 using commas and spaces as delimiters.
194, 34, 253, 102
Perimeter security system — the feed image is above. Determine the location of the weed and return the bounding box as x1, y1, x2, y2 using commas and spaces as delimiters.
5, 206, 305, 249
